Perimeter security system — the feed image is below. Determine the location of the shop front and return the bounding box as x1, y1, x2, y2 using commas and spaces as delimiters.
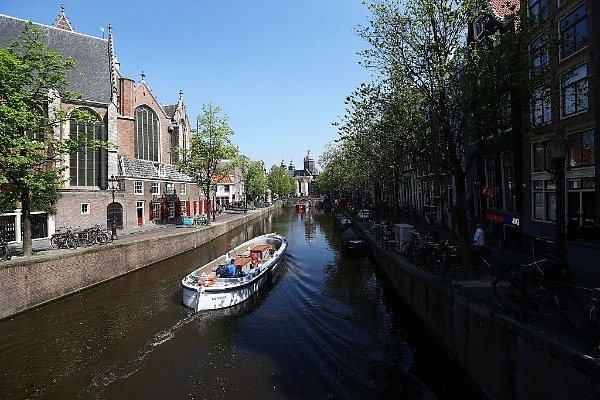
484, 210, 523, 249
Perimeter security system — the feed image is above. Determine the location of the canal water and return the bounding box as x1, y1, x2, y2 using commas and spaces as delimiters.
0, 208, 487, 400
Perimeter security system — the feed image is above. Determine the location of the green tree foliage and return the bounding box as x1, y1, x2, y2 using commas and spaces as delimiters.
175, 103, 239, 204
0, 23, 110, 256
324, 0, 521, 275
267, 165, 295, 197
244, 161, 267, 202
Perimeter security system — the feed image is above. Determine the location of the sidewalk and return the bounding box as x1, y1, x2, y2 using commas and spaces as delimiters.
367, 208, 600, 289
8, 207, 256, 257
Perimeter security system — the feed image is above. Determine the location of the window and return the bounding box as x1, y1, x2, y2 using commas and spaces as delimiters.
81, 203, 90, 215
501, 152, 516, 211
531, 85, 552, 126
69, 110, 102, 187
151, 182, 160, 195
559, 4, 587, 59
134, 181, 143, 195
168, 201, 175, 218
474, 17, 485, 38
498, 96, 511, 132
561, 64, 588, 118
532, 179, 556, 221
134, 106, 160, 162
568, 131, 595, 168
530, 33, 550, 74
181, 200, 187, 216
152, 202, 161, 220
529, 0, 548, 23
532, 141, 551, 171
484, 156, 497, 209
179, 183, 187, 195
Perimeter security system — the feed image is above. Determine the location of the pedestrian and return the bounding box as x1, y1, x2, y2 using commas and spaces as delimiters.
473, 224, 485, 246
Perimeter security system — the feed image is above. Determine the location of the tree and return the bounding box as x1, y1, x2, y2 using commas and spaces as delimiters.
353, 0, 521, 275
175, 103, 239, 216
0, 23, 110, 256
244, 161, 267, 203
267, 165, 295, 197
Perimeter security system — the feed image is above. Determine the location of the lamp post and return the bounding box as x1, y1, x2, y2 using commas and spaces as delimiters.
547, 133, 568, 265
108, 175, 118, 240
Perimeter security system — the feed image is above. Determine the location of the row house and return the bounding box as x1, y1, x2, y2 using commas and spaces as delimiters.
398, 0, 598, 251
0, 7, 207, 240
477, 0, 599, 248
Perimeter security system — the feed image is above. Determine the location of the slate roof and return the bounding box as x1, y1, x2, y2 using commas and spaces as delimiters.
119, 156, 193, 182
163, 104, 177, 119
0, 14, 112, 104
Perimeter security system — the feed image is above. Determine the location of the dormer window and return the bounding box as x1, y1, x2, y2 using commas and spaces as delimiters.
154, 163, 166, 178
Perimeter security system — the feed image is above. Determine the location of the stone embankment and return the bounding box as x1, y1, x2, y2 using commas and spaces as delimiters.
347, 214, 600, 400
0, 206, 275, 320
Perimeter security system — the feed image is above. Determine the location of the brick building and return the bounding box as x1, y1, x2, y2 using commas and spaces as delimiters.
0, 6, 203, 240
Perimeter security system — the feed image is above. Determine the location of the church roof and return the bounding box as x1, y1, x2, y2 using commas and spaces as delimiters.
0, 13, 113, 105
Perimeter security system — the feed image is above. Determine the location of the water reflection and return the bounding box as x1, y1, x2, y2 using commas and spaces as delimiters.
0, 207, 486, 400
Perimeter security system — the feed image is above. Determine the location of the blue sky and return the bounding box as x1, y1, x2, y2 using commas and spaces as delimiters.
2, 0, 374, 171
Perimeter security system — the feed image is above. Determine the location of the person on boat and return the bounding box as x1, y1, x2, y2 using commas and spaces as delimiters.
249, 254, 261, 277
226, 259, 237, 277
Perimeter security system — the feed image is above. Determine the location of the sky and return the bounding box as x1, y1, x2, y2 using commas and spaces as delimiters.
1, 0, 374, 171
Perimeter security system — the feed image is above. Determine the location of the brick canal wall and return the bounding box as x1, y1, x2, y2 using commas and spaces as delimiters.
366, 235, 600, 400
0, 207, 275, 320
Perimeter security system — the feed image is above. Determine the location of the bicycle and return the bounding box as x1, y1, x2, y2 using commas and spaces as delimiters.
429, 243, 490, 275
83, 225, 110, 245
0, 232, 12, 261
491, 259, 589, 331
50, 227, 78, 249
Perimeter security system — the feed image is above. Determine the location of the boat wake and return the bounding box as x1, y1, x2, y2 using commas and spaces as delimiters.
78, 309, 207, 399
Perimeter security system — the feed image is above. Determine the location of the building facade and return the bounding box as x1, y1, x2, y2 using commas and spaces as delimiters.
0, 7, 205, 240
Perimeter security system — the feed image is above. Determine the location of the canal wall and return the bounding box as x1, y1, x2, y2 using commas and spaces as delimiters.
0, 207, 275, 320
363, 233, 600, 400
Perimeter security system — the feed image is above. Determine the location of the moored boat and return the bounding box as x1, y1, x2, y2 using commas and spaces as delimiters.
181, 233, 287, 311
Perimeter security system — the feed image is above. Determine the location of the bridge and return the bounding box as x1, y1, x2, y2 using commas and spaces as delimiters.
281, 196, 325, 208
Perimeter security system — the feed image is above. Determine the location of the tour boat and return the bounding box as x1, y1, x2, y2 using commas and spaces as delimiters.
181, 233, 287, 311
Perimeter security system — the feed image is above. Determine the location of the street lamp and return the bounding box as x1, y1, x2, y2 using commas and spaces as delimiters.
546, 133, 568, 265
108, 174, 119, 240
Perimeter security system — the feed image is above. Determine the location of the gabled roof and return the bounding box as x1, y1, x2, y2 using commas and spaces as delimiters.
488, 0, 519, 25
119, 155, 193, 182
0, 14, 113, 104
212, 173, 234, 185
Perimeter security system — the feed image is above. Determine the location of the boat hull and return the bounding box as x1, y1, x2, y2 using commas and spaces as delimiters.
181, 233, 287, 311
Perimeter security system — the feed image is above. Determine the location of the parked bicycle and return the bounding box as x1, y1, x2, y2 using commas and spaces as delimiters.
50, 227, 78, 249
400, 230, 440, 270
429, 243, 491, 275
491, 258, 590, 331
83, 224, 110, 245
0, 231, 12, 261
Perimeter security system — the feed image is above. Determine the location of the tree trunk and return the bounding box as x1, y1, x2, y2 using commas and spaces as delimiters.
21, 193, 33, 256
453, 170, 473, 277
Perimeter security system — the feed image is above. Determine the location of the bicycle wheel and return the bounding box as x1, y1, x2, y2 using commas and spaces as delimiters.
554, 288, 590, 332
0, 244, 8, 261
491, 278, 522, 314
430, 253, 450, 275
400, 241, 411, 257
413, 248, 429, 271
591, 302, 599, 325
96, 232, 109, 245
65, 237, 77, 249
473, 259, 489, 275
50, 235, 59, 249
